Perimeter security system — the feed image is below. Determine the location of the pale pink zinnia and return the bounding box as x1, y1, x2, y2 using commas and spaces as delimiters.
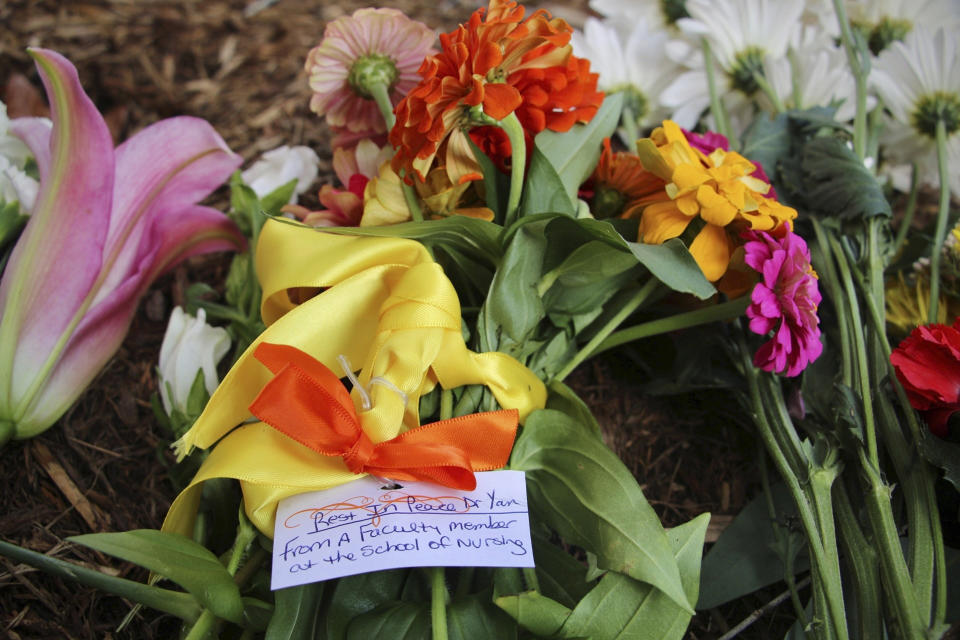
306, 8, 436, 134
283, 139, 392, 227
744, 229, 823, 377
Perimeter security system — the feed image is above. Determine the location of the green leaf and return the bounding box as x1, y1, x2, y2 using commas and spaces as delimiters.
495, 590, 573, 637
532, 528, 595, 607
265, 582, 325, 640
740, 113, 790, 183
545, 380, 602, 437
242, 596, 274, 632
511, 409, 693, 613
468, 135, 509, 221
625, 239, 716, 299
519, 146, 576, 217
919, 432, 960, 493
558, 514, 710, 640
698, 484, 807, 609
543, 241, 638, 289
800, 136, 891, 220
533, 93, 624, 205
185, 367, 210, 417
325, 215, 501, 267
68, 530, 244, 623
0, 539, 202, 622
325, 569, 409, 640
261, 179, 299, 216
480, 219, 549, 349
346, 601, 430, 640
448, 595, 519, 640
228, 171, 257, 237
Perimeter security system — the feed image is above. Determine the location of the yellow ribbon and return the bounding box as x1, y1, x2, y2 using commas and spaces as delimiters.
163, 220, 545, 537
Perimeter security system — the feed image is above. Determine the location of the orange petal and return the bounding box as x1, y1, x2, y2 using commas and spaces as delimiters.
482, 82, 522, 120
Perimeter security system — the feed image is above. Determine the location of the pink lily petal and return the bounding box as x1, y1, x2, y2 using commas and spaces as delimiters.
21, 205, 244, 429
0, 49, 243, 439
0, 49, 113, 410
95, 116, 242, 304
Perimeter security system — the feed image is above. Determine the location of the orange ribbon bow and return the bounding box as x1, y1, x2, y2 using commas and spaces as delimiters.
248, 342, 519, 491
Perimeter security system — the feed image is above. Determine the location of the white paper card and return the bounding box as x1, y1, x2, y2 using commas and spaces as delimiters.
271, 470, 534, 589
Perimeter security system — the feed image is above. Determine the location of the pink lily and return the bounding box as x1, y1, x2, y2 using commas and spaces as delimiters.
0, 49, 244, 445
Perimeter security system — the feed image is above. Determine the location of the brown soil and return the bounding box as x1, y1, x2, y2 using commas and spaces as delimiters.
0, 2, 771, 638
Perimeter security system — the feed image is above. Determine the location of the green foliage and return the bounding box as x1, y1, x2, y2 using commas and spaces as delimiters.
532, 93, 623, 206
800, 137, 892, 220
265, 583, 325, 640
498, 514, 709, 639
698, 484, 807, 609
0, 539, 202, 622
68, 529, 244, 624
325, 569, 410, 640
519, 147, 576, 217
511, 409, 694, 613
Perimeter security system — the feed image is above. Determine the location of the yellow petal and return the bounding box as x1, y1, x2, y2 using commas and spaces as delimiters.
639, 201, 693, 243
689, 223, 732, 281
696, 184, 738, 226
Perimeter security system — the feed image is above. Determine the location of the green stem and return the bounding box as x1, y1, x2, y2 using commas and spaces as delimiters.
183, 609, 218, 640
892, 163, 920, 257
828, 233, 878, 469
928, 119, 952, 323
499, 111, 527, 227
834, 481, 882, 640
367, 81, 396, 132
430, 567, 449, 640
553, 279, 661, 382
400, 174, 425, 223
753, 70, 786, 114
620, 102, 639, 153
831, 0, 867, 159
592, 295, 749, 358
703, 38, 734, 147
0, 419, 12, 447
0, 540, 202, 623
734, 330, 848, 640
811, 218, 853, 387
522, 567, 541, 593
758, 448, 808, 627
860, 452, 928, 638
440, 388, 453, 421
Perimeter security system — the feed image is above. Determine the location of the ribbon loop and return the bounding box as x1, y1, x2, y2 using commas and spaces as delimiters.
248, 342, 518, 490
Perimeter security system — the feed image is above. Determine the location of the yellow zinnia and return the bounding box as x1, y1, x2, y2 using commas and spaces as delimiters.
634, 120, 797, 281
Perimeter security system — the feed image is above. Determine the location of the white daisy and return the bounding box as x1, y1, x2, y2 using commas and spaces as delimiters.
873, 26, 960, 195
761, 26, 865, 121
571, 17, 681, 134
589, 0, 690, 31
660, 0, 806, 131
847, 0, 960, 54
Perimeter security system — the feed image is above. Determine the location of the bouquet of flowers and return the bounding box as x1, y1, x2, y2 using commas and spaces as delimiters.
1, 0, 958, 638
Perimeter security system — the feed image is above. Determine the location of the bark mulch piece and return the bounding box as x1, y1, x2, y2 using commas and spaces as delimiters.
1, 1, 770, 638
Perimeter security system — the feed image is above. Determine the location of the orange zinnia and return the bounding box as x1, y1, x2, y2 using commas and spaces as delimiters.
390, 0, 602, 184
589, 138, 664, 219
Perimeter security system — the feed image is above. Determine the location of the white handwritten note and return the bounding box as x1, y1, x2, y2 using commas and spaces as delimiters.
271, 470, 534, 589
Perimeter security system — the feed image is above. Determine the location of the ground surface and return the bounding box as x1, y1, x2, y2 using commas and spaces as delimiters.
0, 2, 774, 638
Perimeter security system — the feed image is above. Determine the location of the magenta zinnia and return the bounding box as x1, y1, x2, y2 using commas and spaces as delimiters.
306, 8, 435, 134
744, 229, 823, 377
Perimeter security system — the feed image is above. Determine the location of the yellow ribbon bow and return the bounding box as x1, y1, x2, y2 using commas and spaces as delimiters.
162, 220, 545, 537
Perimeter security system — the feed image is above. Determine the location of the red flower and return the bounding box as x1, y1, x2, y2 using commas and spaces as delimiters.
890, 318, 960, 437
